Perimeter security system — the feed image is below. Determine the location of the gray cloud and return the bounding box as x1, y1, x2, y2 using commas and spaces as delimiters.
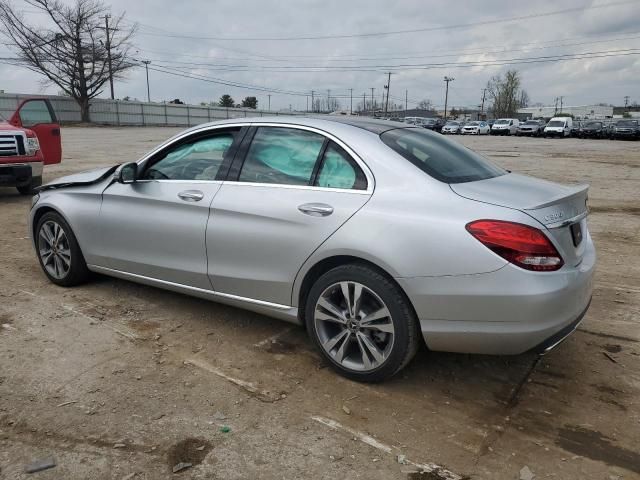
1, 0, 639, 110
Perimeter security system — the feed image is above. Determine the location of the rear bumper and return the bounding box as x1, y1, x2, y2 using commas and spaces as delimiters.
0, 161, 43, 186
397, 238, 595, 355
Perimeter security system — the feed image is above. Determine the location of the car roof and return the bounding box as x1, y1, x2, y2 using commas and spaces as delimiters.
182, 115, 405, 135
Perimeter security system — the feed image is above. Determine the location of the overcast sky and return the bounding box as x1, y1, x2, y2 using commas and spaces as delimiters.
1, 0, 639, 111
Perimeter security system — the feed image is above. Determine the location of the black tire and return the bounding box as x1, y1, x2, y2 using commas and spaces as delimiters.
17, 176, 42, 195
35, 211, 90, 287
305, 263, 420, 382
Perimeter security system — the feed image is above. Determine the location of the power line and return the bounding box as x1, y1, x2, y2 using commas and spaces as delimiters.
142, 48, 640, 73
131, 1, 635, 42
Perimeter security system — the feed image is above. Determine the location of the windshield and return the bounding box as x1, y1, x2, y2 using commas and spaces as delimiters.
523, 120, 538, 125
445, 121, 459, 126
380, 127, 507, 184
548, 121, 565, 127
617, 120, 638, 127
495, 119, 509, 125
585, 122, 602, 128
466, 121, 480, 126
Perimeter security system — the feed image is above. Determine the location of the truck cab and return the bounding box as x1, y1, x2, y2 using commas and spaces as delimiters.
0, 98, 61, 194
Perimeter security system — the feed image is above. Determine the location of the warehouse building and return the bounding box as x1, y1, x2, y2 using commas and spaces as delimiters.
518, 104, 613, 120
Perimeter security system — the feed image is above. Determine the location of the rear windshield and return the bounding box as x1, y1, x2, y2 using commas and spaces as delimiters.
380, 127, 507, 184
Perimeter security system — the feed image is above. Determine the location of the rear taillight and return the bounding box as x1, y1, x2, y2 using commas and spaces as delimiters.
466, 220, 564, 272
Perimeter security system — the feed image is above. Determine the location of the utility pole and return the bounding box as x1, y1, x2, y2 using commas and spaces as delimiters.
311, 90, 315, 113
624, 95, 630, 110
362, 93, 366, 115
267, 94, 271, 112
405, 89, 408, 115
306, 95, 309, 113
104, 15, 114, 99
443, 76, 454, 120
559, 96, 564, 113
370, 87, 375, 116
480, 88, 487, 120
142, 60, 151, 103
349, 88, 353, 115
554, 97, 558, 115
383, 72, 392, 116
327, 89, 331, 112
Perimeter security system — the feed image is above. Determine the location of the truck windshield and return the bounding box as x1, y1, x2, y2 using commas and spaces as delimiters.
380, 127, 507, 184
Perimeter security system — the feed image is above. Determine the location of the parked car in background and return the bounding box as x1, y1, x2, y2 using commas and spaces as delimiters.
461, 121, 490, 135
516, 119, 544, 137
490, 118, 519, 135
0, 98, 62, 194
611, 119, 640, 140
544, 117, 573, 138
441, 120, 463, 134
570, 121, 582, 137
421, 118, 445, 133
29, 116, 595, 382
580, 121, 606, 139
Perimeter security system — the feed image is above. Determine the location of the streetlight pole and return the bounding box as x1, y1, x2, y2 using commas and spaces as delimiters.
443, 76, 454, 120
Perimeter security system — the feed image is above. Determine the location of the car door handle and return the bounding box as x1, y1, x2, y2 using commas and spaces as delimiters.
298, 203, 334, 217
178, 190, 204, 202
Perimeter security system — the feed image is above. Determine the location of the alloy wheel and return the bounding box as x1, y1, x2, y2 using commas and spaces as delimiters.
314, 281, 395, 372
38, 220, 71, 280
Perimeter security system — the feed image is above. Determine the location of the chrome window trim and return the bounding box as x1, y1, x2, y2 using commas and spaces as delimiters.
220, 180, 370, 195
136, 121, 375, 194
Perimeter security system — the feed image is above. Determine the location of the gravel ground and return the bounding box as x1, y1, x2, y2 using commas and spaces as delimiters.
0, 127, 638, 480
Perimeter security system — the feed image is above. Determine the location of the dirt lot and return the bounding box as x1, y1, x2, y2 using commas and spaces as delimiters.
1, 127, 639, 480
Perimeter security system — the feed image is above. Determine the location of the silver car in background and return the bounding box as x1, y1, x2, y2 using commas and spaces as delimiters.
30, 117, 595, 382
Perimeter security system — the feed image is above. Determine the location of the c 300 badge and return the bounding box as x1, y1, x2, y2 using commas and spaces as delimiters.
544, 211, 564, 222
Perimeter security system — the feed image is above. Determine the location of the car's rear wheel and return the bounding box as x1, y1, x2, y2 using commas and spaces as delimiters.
305, 264, 420, 382
36, 211, 90, 287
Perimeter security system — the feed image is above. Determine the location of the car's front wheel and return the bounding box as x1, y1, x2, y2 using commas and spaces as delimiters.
305, 264, 420, 382
35, 211, 90, 287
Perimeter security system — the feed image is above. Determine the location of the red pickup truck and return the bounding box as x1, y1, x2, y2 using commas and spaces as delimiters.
0, 98, 62, 194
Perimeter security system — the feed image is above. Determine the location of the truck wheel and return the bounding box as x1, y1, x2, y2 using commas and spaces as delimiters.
17, 176, 42, 195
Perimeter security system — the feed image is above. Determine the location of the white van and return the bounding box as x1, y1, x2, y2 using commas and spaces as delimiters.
544, 117, 573, 138
490, 118, 519, 135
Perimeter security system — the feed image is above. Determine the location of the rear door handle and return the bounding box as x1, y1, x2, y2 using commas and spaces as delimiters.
178, 190, 204, 202
298, 203, 334, 217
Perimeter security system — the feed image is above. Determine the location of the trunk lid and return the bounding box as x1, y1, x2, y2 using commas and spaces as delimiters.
451, 173, 589, 267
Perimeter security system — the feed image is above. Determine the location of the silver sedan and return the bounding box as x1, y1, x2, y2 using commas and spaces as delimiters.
29, 117, 595, 382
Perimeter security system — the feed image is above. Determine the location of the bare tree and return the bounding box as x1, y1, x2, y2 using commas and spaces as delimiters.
0, 0, 136, 122
486, 70, 526, 117
417, 99, 433, 110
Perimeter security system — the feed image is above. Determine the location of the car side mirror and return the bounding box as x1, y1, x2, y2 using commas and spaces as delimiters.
115, 162, 138, 184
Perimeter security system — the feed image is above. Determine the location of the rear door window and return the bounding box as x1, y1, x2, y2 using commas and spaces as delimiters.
380, 128, 506, 184
238, 127, 325, 185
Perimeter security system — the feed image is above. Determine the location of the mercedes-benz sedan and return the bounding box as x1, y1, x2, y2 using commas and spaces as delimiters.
30, 117, 595, 382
